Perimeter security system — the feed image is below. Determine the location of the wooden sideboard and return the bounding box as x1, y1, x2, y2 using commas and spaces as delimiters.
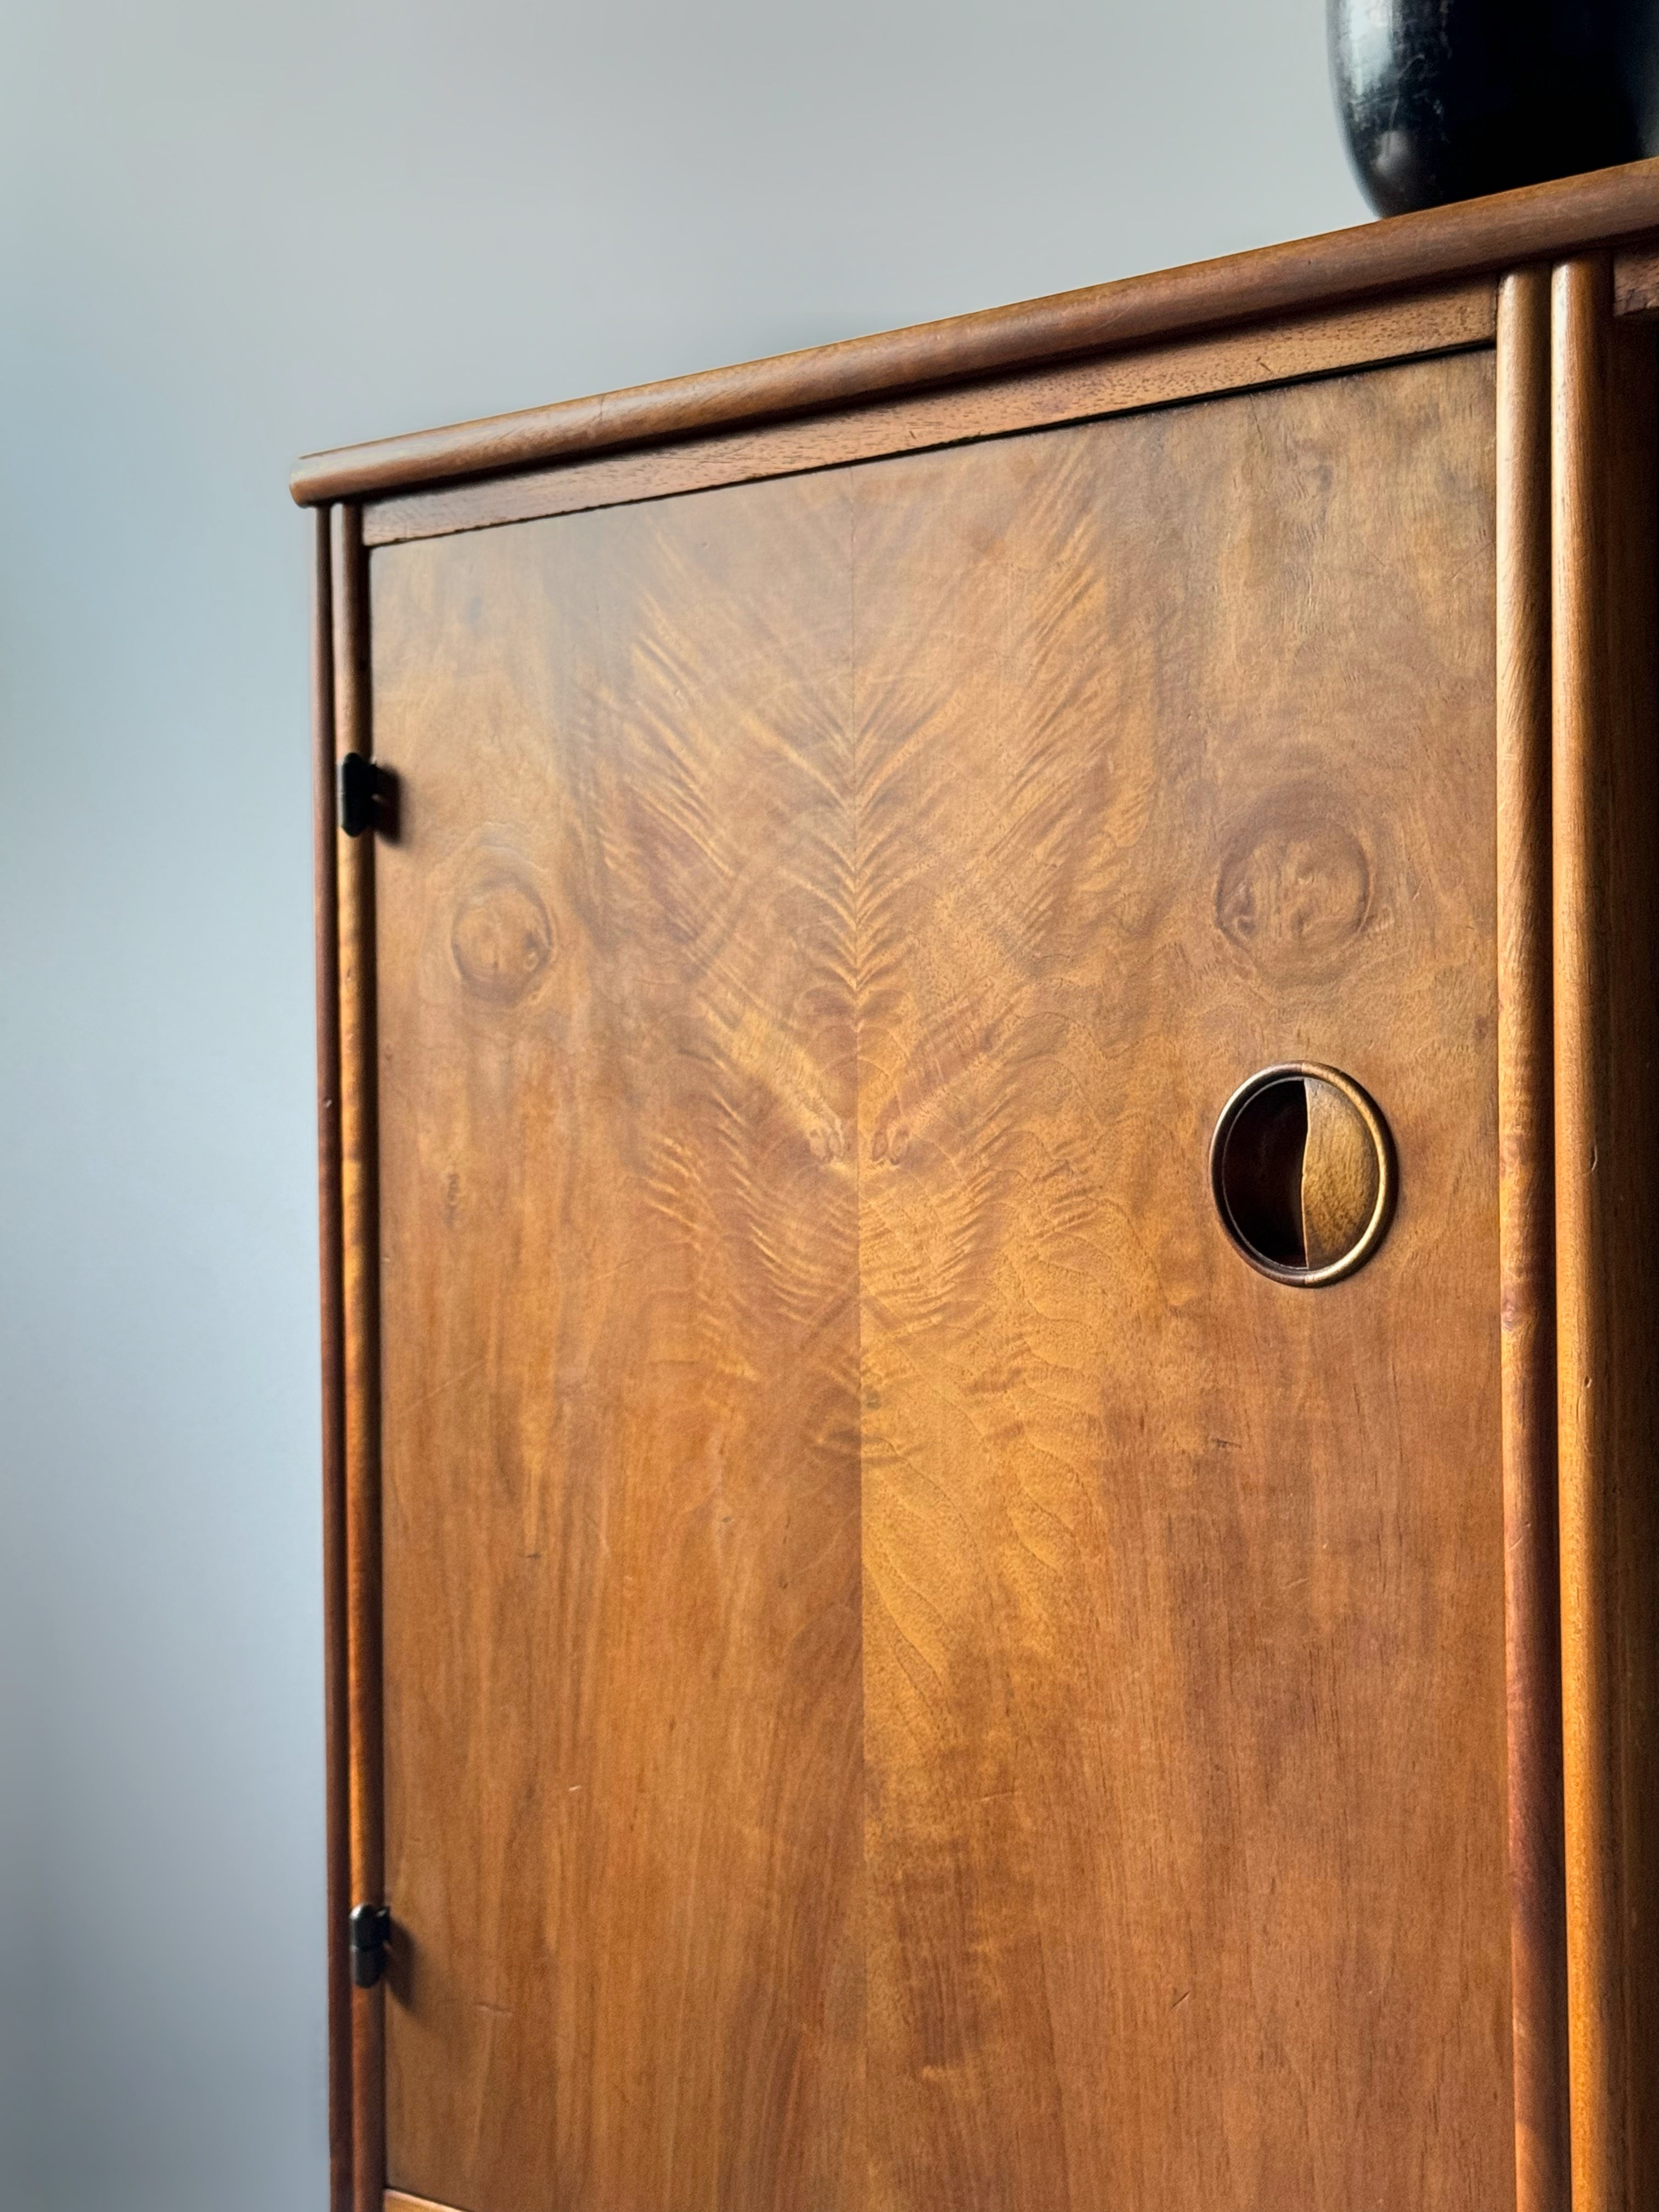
295, 159, 1659, 2212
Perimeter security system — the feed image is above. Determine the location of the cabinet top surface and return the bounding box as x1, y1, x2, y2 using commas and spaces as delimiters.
291, 155, 1659, 510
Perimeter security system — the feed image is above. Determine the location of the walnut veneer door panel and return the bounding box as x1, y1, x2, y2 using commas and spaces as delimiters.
369, 346, 1510, 2212
853, 353, 1511, 2209
370, 480, 865, 2212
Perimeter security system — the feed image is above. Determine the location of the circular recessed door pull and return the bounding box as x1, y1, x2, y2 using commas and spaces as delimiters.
1210, 1063, 1395, 1286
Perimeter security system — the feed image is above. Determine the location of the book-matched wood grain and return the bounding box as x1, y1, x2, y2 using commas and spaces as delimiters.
312, 504, 354, 2212
356, 351, 1515, 2209
853, 356, 1510, 2210
334, 501, 386, 2212
368, 483, 866, 2212
1551, 256, 1659, 2212
291, 157, 1659, 508
1495, 268, 1570, 2212
361, 284, 1494, 548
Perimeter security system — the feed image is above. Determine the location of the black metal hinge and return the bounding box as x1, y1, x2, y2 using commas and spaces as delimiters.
337, 752, 397, 839
348, 1901, 392, 1988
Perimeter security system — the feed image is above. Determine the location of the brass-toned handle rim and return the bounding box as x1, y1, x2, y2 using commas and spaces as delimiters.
1209, 1060, 1397, 1288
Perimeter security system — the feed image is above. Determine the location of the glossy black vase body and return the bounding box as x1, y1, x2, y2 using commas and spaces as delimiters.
1331, 0, 1659, 216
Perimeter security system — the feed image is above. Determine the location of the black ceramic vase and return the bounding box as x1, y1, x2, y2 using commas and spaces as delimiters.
1330, 0, 1659, 216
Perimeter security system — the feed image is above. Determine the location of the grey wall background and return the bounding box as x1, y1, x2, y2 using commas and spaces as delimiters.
0, 4, 1365, 2204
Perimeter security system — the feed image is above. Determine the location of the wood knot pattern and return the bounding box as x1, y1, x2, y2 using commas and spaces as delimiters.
450, 866, 555, 1003
1215, 796, 1374, 979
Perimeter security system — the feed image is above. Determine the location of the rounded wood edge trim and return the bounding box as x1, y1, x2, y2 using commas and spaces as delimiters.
313, 504, 357, 2212
291, 157, 1659, 506
361, 281, 1497, 549
1496, 264, 1570, 2212
384, 2193, 467, 2212
1551, 248, 1622, 2212
334, 501, 388, 2212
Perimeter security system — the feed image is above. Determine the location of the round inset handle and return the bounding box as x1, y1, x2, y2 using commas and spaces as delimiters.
1210, 1063, 1395, 1286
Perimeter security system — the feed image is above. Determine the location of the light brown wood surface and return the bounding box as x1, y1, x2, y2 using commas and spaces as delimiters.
1495, 267, 1570, 2212
370, 478, 866, 2211
362, 348, 1512, 2210
292, 157, 1659, 508
1550, 256, 1659, 2212
852, 354, 1508, 2210
362, 285, 1494, 548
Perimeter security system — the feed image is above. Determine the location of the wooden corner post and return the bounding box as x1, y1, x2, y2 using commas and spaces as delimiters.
1551, 250, 1659, 2212
1497, 264, 1571, 2212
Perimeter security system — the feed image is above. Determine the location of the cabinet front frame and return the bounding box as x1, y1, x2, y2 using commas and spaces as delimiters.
308, 204, 1659, 2212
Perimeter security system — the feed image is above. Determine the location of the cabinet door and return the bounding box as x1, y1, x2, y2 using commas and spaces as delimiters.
367, 346, 1509, 2211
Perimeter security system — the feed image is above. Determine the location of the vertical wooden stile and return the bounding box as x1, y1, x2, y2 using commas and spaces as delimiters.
334, 501, 386, 2212
1498, 266, 1570, 2212
1551, 252, 1659, 2212
1552, 245, 1619, 2212
312, 505, 353, 2212
1600, 308, 1659, 2212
